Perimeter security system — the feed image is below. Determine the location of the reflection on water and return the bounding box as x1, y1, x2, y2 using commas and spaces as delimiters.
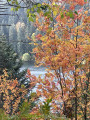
21, 62, 47, 100
21, 62, 47, 77
21, 62, 57, 101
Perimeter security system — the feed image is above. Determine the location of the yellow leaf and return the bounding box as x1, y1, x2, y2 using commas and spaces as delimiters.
84, 11, 88, 14
53, 10, 57, 16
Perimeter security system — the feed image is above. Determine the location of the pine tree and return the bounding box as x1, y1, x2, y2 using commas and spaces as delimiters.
0, 36, 35, 112
25, 20, 34, 54
0, 35, 26, 84
0, 26, 4, 36
9, 24, 17, 52
17, 26, 26, 56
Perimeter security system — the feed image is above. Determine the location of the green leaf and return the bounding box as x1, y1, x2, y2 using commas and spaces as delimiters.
15, 1, 18, 5
47, 98, 52, 104
29, 17, 34, 22
66, 12, 70, 16
17, 6, 21, 9
11, 8, 16, 12
44, 11, 50, 16
69, 11, 74, 18
31, 7, 34, 11
61, 13, 64, 19
37, 8, 41, 13
34, 5, 37, 8
74, 11, 78, 15
27, 14, 29, 17
11, 8, 14, 11
50, 17, 53, 21
37, 4, 41, 7
27, 9, 30, 13
15, 7, 19, 11
31, 13, 36, 18
40, 5, 48, 10
47, 27, 52, 33
29, 13, 31, 17
53, 10, 57, 16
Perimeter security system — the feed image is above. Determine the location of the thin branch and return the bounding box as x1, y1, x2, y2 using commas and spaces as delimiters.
0, 24, 11, 26
6, 0, 36, 8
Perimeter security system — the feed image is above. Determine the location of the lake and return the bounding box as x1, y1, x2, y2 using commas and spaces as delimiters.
21, 62, 47, 77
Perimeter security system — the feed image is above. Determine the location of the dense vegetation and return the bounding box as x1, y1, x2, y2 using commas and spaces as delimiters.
0, 0, 38, 59
0, 37, 26, 80
0, 0, 90, 120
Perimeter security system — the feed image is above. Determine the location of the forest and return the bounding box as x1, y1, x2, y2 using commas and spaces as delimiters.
0, 0, 90, 120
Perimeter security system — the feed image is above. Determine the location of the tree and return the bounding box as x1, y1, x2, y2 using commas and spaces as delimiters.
0, 69, 37, 115
0, 36, 26, 83
30, 0, 90, 120
7, 0, 36, 8
17, 26, 26, 56
0, 26, 4, 36
7, 0, 90, 119
25, 19, 36, 53
8, 16, 15, 25
9, 23, 17, 52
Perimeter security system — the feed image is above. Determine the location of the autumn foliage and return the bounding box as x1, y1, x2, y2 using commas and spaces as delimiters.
31, 0, 90, 119
0, 69, 37, 115
0, 0, 90, 120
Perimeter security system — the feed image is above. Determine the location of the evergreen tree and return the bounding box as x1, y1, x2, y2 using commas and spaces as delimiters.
0, 36, 31, 111
0, 36, 26, 84
9, 24, 17, 52
8, 16, 15, 25
25, 20, 32, 53
17, 26, 26, 56
26, 19, 36, 37
0, 26, 4, 36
